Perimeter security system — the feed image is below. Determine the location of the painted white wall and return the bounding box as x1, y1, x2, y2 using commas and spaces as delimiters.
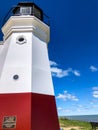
0, 16, 54, 95
32, 35, 54, 95
0, 32, 32, 93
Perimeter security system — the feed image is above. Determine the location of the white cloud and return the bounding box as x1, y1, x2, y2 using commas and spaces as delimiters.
50, 60, 80, 78
50, 61, 57, 66
93, 91, 98, 95
56, 91, 79, 101
89, 65, 98, 72
72, 70, 81, 76
92, 87, 98, 98
57, 107, 63, 110
50, 67, 72, 78
93, 94, 98, 98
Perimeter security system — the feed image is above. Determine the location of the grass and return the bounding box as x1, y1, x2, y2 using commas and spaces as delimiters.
59, 117, 92, 130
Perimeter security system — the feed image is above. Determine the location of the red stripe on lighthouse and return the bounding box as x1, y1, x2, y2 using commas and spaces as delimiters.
0, 93, 31, 130
0, 93, 60, 130
32, 93, 60, 130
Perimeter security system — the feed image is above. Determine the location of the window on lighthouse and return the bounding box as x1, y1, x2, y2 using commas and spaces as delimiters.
20, 7, 31, 15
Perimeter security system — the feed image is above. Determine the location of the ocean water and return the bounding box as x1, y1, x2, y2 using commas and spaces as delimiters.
62, 115, 98, 122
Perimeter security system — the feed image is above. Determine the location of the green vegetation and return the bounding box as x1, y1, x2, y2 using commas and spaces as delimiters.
59, 117, 92, 130
70, 129, 77, 130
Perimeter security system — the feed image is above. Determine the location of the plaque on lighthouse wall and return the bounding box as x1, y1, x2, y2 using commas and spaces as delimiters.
2, 116, 16, 129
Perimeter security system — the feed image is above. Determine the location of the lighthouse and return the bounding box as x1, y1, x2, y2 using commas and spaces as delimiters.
0, 2, 60, 130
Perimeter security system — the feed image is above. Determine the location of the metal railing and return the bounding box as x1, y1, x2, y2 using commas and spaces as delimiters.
2, 6, 50, 27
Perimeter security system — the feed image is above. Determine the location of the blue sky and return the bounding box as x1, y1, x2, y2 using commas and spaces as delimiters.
0, 0, 98, 116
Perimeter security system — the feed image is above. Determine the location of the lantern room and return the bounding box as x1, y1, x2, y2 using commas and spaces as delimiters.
13, 2, 43, 21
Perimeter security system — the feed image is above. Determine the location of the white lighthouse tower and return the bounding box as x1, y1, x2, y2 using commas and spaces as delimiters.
0, 2, 60, 130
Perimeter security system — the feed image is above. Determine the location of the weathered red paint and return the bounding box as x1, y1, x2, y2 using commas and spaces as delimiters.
0, 93, 60, 130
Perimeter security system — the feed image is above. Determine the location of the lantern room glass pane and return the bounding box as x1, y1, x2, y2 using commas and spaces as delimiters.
20, 7, 32, 15
33, 6, 42, 20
